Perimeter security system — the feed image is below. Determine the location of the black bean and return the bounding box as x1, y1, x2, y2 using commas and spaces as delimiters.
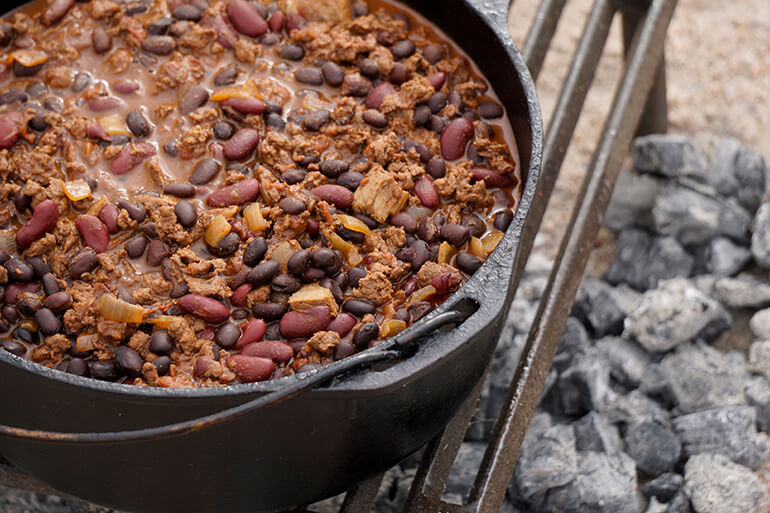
41, 273, 60, 295
336, 171, 364, 190
173, 4, 201, 21
478, 101, 503, 119
117, 199, 147, 222
301, 266, 325, 283
63, 358, 89, 377
353, 213, 377, 230
389, 62, 408, 84
358, 59, 379, 77
248, 260, 280, 285
463, 110, 479, 122
417, 218, 440, 244
347, 267, 367, 289
17, 295, 42, 317
125, 109, 151, 138
440, 223, 470, 247
260, 32, 280, 46
334, 339, 356, 360
0, 251, 9, 264
178, 85, 210, 115
153, 355, 171, 376
125, 235, 148, 259
0, 23, 12, 47
164, 139, 179, 157
27, 257, 52, 278
287, 108, 307, 126
427, 92, 447, 114
146, 240, 171, 266
278, 44, 305, 60
215, 323, 241, 349
147, 17, 172, 35
243, 238, 267, 267
213, 121, 234, 140
144, 222, 158, 239
44, 291, 72, 311
287, 249, 310, 275
35, 308, 60, 336
413, 105, 431, 126
303, 110, 330, 131
271, 273, 301, 294
26, 82, 47, 98
0, 90, 28, 104
426, 158, 446, 179
13, 189, 31, 213
209, 232, 240, 257
266, 112, 286, 130
422, 44, 443, 64
70, 72, 91, 93
343, 74, 372, 97
310, 248, 335, 268
43, 96, 64, 112
141, 35, 175, 55
89, 360, 117, 381
353, 322, 379, 348
29, 112, 47, 131
456, 252, 483, 274
114, 346, 143, 377
430, 115, 447, 134
295, 67, 323, 85
13, 61, 43, 77
363, 109, 388, 128
111, 135, 130, 146
351, 0, 368, 17
214, 65, 238, 86
13, 328, 37, 344
150, 330, 174, 355
322, 62, 344, 86
169, 200, 196, 229
392, 39, 415, 59
189, 158, 221, 185
410, 240, 431, 270
318, 159, 348, 178
319, 278, 343, 304
409, 301, 433, 322
462, 214, 486, 238
2, 305, 18, 324
169, 282, 189, 298
343, 299, 376, 317
0, 339, 26, 357
163, 181, 195, 198
494, 210, 513, 232
338, 226, 366, 244
252, 302, 287, 321
5, 258, 34, 283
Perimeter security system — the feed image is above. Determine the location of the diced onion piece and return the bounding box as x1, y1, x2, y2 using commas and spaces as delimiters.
19, 318, 37, 332
409, 285, 437, 305
335, 214, 371, 236
8, 49, 48, 67
76, 333, 99, 352
210, 79, 262, 102
0, 229, 16, 254
98, 115, 129, 136
327, 231, 362, 266
468, 236, 486, 259
482, 231, 504, 254
63, 179, 92, 202
437, 241, 455, 264
99, 294, 144, 323
221, 205, 240, 218
149, 315, 177, 329
205, 215, 231, 247
380, 319, 407, 338
270, 240, 302, 270
243, 203, 269, 232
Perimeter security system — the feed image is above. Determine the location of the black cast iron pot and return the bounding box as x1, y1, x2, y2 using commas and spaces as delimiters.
0, 0, 543, 511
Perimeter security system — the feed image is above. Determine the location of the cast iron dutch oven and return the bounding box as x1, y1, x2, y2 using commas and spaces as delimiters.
0, 0, 543, 511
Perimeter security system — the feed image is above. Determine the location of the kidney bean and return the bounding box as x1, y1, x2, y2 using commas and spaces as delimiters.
141, 35, 176, 55
123, 235, 147, 259
163, 182, 195, 199
41, 0, 73, 25
322, 61, 344, 86
207, 179, 261, 208
311, 185, 354, 209
111, 142, 156, 175
0, 112, 22, 149
226, 0, 268, 37
17, 295, 43, 317
146, 240, 171, 267
392, 39, 415, 58
471, 168, 517, 189
328, 312, 356, 337
440, 223, 470, 247
353, 322, 379, 348
279, 306, 330, 339
241, 341, 293, 363
494, 210, 514, 231
174, 200, 197, 228
367, 82, 396, 110
68, 249, 99, 279
193, 355, 217, 377
4, 258, 33, 283
306, 220, 320, 237
223, 129, 260, 161
16, 199, 59, 250
179, 85, 210, 115
149, 330, 174, 355
204, 12, 239, 48
440, 117, 474, 160
267, 10, 284, 32
342, 299, 376, 317
177, 294, 230, 324
248, 260, 281, 286
0, 339, 26, 358
432, 272, 462, 295
221, 97, 266, 115
243, 237, 267, 267
337, 171, 364, 191
74, 215, 109, 254
88, 96, 123, 113
363, 109, 388, 129
87, 121, 110, 142
427, 72, 446, 91
117, 199, 147, 222
414, 176, 440, 208
126, 109, 151, 138
285, 12, 306, 31
227, 354, 274, 382
94, 203, 118, 235
230, 283, 252, 307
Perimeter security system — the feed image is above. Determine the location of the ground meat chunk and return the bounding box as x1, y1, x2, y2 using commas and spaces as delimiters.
434, 162, 493, 209
417, 262, 461, 287
353, 168, 408, 223
29, 334, 70, 363
289, 283, 339, 316
352, 271, 393, 305
128, 331, 151, 359
380, 76, 435, 114
167, 317, 203, 355
177, 124, 213, 159
184, 275, 232, 299
474, 136, 516, 175
283, 0, 351, 23
63, 282, 98, 333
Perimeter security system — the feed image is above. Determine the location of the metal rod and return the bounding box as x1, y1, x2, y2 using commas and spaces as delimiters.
340, 474, 385, 513
522, 0, 568, 80
466, 1, 677, 511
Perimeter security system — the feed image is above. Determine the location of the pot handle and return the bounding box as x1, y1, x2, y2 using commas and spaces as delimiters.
0, 309, 467, 445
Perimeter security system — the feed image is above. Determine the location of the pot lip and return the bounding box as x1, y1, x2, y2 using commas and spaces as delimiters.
0, 0, 543, 401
